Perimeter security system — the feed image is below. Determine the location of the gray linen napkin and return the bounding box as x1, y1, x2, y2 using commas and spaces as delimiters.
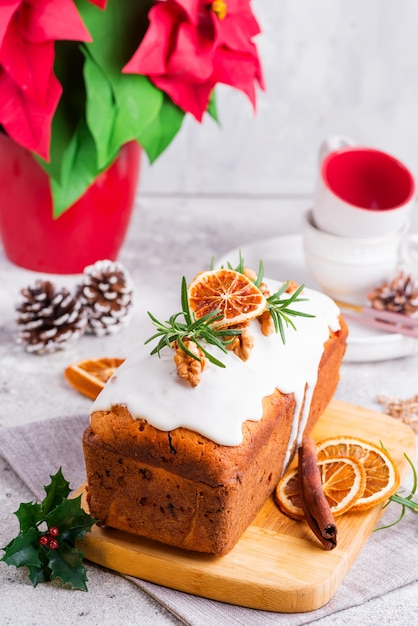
0, 415, 417, 626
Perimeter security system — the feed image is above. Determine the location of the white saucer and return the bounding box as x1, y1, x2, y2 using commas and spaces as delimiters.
217, 235, 418, 363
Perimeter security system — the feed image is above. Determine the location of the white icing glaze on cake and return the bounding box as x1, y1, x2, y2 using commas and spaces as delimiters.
91, 280, 341, 452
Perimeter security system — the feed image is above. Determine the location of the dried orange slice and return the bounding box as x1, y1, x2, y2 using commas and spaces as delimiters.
188, 269, 266, 328
275, 456, 366, 520
316, 436, 400, 511
64, 357, 125, 400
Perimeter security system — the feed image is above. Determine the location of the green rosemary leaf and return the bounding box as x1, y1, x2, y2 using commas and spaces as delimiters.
177, 335, 200, 361
405, 452, 418, 497
279, 313, 297, 331
234, 250, 245, 274
196, 340, 227, 368
374, 452, 418, 531
280, 308, 313, 319
374, 506, 407, 531
203, 332, 230, 353
149, 336, 169, 356
180, 277, 193, 326
265, 282, 315, 343
254, 260, 264, 287
271, 309, 285, 343
144, 329, 165, 345
274, 281, 289, 297
187, 308, 224, 331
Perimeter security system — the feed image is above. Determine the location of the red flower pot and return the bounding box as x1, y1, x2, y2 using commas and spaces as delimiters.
0, 134, 141, 274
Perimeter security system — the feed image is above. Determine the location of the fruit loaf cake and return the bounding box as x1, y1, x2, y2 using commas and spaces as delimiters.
82, 270, 348, 556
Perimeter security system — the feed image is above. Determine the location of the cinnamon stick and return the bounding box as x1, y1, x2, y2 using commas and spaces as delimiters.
298, 436, 337, 550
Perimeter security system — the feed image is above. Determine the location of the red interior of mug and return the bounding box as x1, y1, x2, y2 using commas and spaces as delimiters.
322, 147, 415, 210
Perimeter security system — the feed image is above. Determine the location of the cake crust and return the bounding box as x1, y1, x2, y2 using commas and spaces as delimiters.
83, 316, 348, 556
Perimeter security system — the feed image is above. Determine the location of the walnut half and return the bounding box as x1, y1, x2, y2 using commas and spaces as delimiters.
173, 340, 208, 387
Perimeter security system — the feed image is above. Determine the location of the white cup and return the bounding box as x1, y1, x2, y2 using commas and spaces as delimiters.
313, 136, 416, 238
303, 210, 418, 303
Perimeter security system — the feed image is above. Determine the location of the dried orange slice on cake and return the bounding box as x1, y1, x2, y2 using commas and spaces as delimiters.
188, 269, 266, 328
65, 357, 125, 400
316, 436, 400, 511
275, 456, 366, 520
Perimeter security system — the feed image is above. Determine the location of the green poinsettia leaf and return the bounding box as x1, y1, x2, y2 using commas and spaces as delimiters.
35, 102, 78, 185
42, 468, 71, 516
77, 0, 161, 163
14, 501, 43, 533
107, 74, 163, 159
207, 90, 219, 123
37, 40, 87, 186
45, 495, 96, 542
46, 542, 88, 591
1, 529, 42, 569
82, 49, 116, 169
138, 94, 185, 163
50, 120, 99, 218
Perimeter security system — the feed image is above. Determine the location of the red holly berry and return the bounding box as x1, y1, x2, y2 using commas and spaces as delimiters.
49, 538, 59, 550
39, 535, 49, 547
48, 526, 59, 537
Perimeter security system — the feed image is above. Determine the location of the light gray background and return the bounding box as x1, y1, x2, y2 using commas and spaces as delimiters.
141, 0, 418, 198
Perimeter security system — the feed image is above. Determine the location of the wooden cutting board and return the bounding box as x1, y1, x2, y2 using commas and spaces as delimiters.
75, 399, 416, 613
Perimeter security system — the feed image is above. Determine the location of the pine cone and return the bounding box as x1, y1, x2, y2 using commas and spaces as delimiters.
16, 281, 87, 354
78, 259, 134, 336
368, 271, 418, 317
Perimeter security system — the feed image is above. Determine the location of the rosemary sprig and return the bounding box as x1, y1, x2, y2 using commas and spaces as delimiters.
375, 452, 418, 531
266, 282, 315, 343
222, 251, 315, 343
223, 250, 264, 287
145, 277, 242, 368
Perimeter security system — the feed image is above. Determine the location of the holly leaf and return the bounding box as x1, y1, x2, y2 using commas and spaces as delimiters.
14, 501, 43, 533
1, 529, 42, 569
45, 495, 96, 542
28, 562, 52, 587
46, 542, 89, 591
1, 469, 96, 591
41, 468, 71, 516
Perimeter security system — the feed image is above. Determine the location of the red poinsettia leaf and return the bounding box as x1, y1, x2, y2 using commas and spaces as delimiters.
219, 0, 262, 38
0, 1, 19, 45
87, 0, 107, 9
212, 48, 257, 107
172, 0, 200, 23
123, 0, 263, 120
153, 75, 214, 121
93, 0, 107, 8
215, 40, 264, 92
216, 14, 259, 52
0, 68, 61, 160
1, 29, 54, 106
123, 8, 172, 75
20, 0, 92, 43
167, 22, 214, 81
